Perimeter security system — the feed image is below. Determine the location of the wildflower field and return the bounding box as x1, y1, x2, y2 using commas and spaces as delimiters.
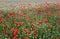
0, 3, 60, 39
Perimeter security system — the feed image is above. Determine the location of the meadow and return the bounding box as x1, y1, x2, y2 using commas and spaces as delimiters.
0, 3, 60, 39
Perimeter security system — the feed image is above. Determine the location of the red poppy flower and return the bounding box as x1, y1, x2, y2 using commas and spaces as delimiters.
21, 22, 26, 25
24, 28, 29, 33
3, 30, 7, 35
19, 4, 22, 6
57, 19, 60, 23
0, 19, 3, 23
28, 3, 31, 6
11, 5, 15, 10
44, 6, 49, 13
38, 21, 43, 25
28, 10, 31, 14
44, 19, 48, 23
1, 14, 5, 18
48, 26, 52, 29
9, 28, 13, 32
42, 15, 47, 18
27, 31, 31, 35
4, 25, 8, 28
19, 10, 24, 13
13, 29, 19, 36
38, 3, 42, 6
31, 23, 35, 27
45, 2, 50, 6
15, 22, 20, 25
9, 12, 14, 17
34, 29, 37, 35
48, 13, 53, 16
58, 37, 60, 39
27, 16, 31, 21
20, 14, 25, 17
24, 37, 29, 39
13, 36, 18, 39
23, 6, 27, 9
